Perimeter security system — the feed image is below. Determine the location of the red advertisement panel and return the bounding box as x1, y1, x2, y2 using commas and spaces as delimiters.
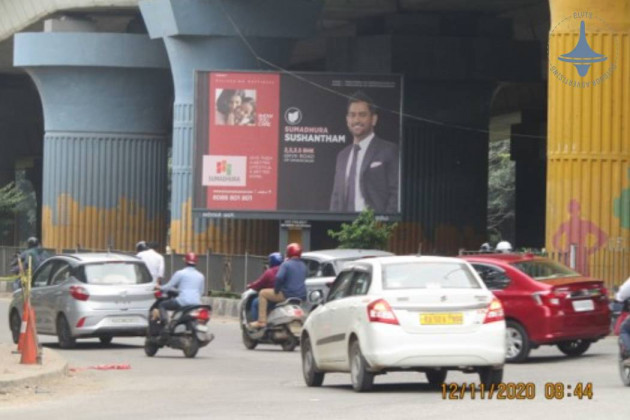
204, 72, 280, 210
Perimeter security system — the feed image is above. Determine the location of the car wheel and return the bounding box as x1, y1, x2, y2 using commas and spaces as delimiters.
56, 314, 76, 349
425, 369, 447, 387
183, 334, 199, 358
144, 338, 159, 357
478, 366, 504, 387
505, 320, 531, 363
281, 336, 298, 352
99, 336, 113, 345
242, 329, 258, 350
350, 340, 374, 392
301, 336, 324, 387
10, 310, 21, 345
557, 340, 591, 357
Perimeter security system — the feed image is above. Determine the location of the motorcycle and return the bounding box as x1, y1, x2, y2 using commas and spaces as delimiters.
144, 290, 214, 358
239, 289, 305, 352
616, 299, 630, 386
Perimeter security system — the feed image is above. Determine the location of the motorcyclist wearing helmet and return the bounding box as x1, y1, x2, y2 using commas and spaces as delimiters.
11, 236, 50, 276
479, 242, 492, 253
495, 240, 513, 253
247, 252, 283, 321
249, 243, 307, 329
155, 252, 205, 325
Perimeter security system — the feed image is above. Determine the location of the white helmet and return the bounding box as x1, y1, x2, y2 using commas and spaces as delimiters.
495, 241, 512, 253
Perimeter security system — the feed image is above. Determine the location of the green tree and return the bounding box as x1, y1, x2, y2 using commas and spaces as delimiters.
487, 139, 515, 242
0, 182, 27, 242
327, 208, 397, 250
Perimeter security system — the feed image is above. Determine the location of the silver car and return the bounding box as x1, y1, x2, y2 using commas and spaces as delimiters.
8, 253, 155, 348
302, 249, 394, 301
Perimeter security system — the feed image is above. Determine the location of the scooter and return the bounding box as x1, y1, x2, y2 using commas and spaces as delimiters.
144, 290, 214, 358
239, 289, 305, 352
617, 299, 630, 386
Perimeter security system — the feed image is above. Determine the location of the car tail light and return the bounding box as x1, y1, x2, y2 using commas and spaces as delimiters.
191, 308, 211, 324
76, 317, 86, 328
483, 298, 504, 324
531, 290, 567, 306
293, 308, 304, 317
367, 299, 399, 325
154, 290, 163, 299
69, 285, 89, 301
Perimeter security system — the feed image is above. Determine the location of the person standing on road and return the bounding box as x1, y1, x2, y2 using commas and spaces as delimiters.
155, 252, 205, 325
136, 240, 165, 285
247, 252, 283, 321
249, 243, 307, 329
616, 275, 630, 359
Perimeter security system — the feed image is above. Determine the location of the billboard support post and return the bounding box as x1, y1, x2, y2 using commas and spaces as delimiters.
279, 220, 311, 254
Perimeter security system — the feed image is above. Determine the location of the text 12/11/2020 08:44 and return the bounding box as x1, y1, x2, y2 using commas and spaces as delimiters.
441, 382, 593, 400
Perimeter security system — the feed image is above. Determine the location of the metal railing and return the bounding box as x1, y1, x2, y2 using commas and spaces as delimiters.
0, 246, 268, 295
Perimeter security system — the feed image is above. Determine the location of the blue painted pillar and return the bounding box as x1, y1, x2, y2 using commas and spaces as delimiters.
140, 0, 323, 254
14, 31, 172, 251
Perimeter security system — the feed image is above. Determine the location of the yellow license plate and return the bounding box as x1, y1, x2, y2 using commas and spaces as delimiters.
420, 313, 463, 325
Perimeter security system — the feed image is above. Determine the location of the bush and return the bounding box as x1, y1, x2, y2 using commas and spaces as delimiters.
327, 208, 397, 250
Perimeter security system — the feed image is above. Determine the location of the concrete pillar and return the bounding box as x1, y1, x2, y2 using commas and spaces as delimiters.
140, 0, 323, 254
547, 0, 629, 285
511, 110, 547, 248
14, 24, 172, 251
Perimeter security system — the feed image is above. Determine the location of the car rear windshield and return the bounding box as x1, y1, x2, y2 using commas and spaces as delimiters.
382, 262, 481, 289
81, 262, 151, 285
510, 260, 580, 281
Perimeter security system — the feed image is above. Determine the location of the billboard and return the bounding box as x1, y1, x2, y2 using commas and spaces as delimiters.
193, 71, 403, 221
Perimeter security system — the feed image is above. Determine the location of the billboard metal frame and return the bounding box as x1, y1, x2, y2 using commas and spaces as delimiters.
192, 70, 403, 222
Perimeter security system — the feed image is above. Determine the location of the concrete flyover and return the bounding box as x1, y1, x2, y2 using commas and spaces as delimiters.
0, 0, 139, 42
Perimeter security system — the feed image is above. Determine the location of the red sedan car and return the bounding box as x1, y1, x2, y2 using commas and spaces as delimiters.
462, 253, 610, 362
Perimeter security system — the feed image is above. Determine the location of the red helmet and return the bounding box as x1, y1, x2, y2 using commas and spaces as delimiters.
184, 252, 198, 265
286, 243, 302, 258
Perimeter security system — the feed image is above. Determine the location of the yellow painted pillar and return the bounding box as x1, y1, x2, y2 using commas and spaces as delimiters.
547, 0, 630, 288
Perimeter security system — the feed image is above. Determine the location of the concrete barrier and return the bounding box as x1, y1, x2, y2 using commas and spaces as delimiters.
202, 296, 239, 319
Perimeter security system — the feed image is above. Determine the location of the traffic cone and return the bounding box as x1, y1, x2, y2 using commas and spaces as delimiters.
20, 306, 39, 365
16, 301, 30, 353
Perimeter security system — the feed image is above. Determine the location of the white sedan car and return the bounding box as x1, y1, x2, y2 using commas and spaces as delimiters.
301, 256, 506, 392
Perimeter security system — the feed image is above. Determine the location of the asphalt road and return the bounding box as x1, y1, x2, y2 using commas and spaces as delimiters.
1, 297, 629, 419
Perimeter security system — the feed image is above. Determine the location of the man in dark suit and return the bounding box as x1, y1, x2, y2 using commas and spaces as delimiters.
329, 91, 399, 213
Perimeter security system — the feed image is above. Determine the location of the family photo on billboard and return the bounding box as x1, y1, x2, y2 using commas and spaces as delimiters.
214, 88, 258, 127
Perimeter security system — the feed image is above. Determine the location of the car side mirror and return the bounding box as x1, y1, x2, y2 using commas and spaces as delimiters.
308, 290, 324, 305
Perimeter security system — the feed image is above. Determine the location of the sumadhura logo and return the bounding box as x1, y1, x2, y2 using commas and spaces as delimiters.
216, 160, 232, 176
549, 12, 619, 88
202, 155, 246, 187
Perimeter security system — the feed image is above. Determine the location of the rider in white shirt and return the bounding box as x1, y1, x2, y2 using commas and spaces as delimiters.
136, 241, 165, 284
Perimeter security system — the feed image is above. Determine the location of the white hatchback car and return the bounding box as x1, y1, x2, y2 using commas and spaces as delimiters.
301, 256, 506, 392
